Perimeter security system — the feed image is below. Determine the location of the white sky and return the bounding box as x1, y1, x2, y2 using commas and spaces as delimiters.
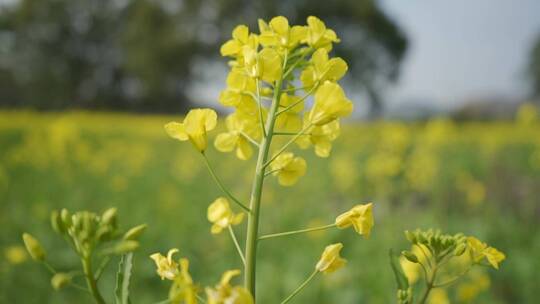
380, 0, 540, 109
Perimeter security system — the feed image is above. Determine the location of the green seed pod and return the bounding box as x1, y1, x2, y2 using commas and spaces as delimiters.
51, 273, 72, 291
22, 233, 46, 261
123, 224, 147, 241
401, 251, 419, 263
50, 210, 64, 234
454, 243, 468, 256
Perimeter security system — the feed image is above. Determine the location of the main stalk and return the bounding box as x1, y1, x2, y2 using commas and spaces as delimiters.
244, 53, 288, 298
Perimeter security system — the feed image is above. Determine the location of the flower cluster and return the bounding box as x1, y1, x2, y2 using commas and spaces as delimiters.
393, 229, 505, 304
150, 248, 253, 304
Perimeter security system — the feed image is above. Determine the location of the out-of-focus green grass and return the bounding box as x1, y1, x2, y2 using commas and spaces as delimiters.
0, 110, 539, 303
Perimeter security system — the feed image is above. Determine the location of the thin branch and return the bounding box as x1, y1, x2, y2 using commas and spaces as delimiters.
259, 223, 336, 241
280, 269, 318, 304
228, 226, 246, 266
275, 85, 317, 117
262, 123, 312, 169
202, 154, 251, 213
255, 78, 267, 137
239, 131, 260, 148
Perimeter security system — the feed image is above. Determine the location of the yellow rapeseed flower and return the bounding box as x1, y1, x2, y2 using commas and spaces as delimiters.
297, 119, 340, 157
169, 258, 198, 304
150, 248, 180, 280
275, 94, 304, 133
5, 245, 28, 265
207, 197, 244, 234
258, 16, 307, 50
220, 25, 257, 57
269, 152, 307, 186
219, 70, 257, 112
165, 108, 217, 152
300, 48, 347, 90
303, 16, 340, 51
315, 243, 347, 274
206, 270, 253, 304
467, 237, 505, 269
308, 81, 353, 126
335, 203, 374, 238
214, 113, 259, 160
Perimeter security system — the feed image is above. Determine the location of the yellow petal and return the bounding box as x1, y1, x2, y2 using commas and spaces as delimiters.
164, 122, 188, 141
269, 16, 289, 36
259, 48, 282, 83
220, 40, 242, 56
326, 57, 348, 81
236, 137, 253, 160
215, 133, 238, 152
232, 25, 249, 43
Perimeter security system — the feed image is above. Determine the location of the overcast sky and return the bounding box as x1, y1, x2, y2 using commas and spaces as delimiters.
380, 0, 540, 110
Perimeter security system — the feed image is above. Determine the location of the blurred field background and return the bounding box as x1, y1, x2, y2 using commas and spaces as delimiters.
1, 109, 539, 303
2, 0, 540, 303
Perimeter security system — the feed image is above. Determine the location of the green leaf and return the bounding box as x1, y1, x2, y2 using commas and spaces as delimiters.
389, 249, 409, 291
115, 253, 133, 304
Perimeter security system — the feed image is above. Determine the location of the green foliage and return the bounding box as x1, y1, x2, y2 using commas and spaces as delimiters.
115, 253, 134, 304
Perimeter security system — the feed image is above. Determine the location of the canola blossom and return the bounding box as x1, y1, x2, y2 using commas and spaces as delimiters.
150, 248, 180, 280
315, 243, 347, 274
207, 197, 245, 234
335, 203, 374, 238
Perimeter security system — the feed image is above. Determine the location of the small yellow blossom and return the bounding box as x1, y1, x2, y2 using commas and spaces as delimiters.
219, 70, 257, 112
241, 45, 282, 83
214, 113, 259, 160
169, 258, 198, 304
297, 119, 340, 157
220, 25, 257, 57
335, 203, 374, 238
150, 248, 180, 280
207, 197, 244, 234
258, 16, 307, 50
165, 108, 217, 152
308, 81, 353, 126
467, 237, 505, 269
206, 270, 254, 304
269, 152, 307, 186
303, 16, 340, 51
315, 243, 347, 274
301, 48, 347, 90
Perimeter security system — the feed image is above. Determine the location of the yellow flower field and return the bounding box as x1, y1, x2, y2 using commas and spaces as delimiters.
0, 109, 539, 303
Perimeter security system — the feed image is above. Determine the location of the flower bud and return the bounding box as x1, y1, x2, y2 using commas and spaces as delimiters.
112, 240, 139, 254
454, 243, 467, 256
50, 210, 64, 234
60, 209, 72, 229
401, 251, 419, 264
51, 273, 72, 290
22, 233, 46, 261
404, 230, 417, 244
123, 224, 147, 241
101, 208, 118, 227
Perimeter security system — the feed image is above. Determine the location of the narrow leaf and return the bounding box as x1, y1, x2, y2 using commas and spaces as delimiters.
115, 253, 133, 304
389, 249, 409, 290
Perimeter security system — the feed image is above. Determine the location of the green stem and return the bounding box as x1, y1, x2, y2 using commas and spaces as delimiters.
259, 223, 336, 241
94, 256, 111, 280
82, 258, 105, 304
202, 153, 251, 213
418, 264, 438, 304
280, 269, 318, 304
255, 78, 267, 137
228, 226, 246, 266
244, 51, 289, 298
